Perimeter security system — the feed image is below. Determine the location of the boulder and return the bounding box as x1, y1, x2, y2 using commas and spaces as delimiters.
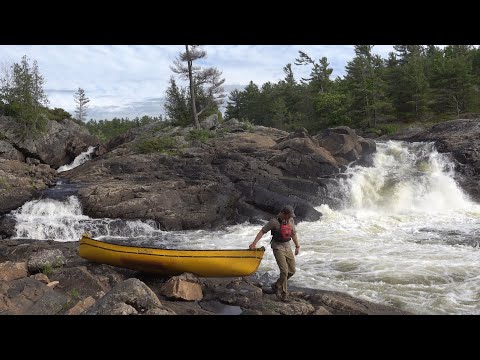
160, 273, 203, 301
27, 249, 67, 273
49, 266, 108, 298
0, 140, 24, 161
0, 215, 16, 239
200, 114, 219, 130
86, 278, 175, 315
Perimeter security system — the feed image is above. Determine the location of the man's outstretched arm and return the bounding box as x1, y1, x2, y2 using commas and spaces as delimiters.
249, 230, 265, 249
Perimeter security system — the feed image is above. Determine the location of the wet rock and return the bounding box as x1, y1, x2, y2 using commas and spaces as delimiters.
241, 309, 262, 315
0, 215, 16, 239
202, 279, 263, 308
199, 300, 243, 315
247, 295, 315, 315
357, 137, 376, 156
248, 185, 322, 222
0, 159, 57, 214
160, 300, 212, 315
291, 287, 408, 315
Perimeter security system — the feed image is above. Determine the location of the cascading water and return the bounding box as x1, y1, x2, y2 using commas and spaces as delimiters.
7, 140, 480, 314
57, 146, 97, 173
11, 196, 183, 245
295, 141, 480, 314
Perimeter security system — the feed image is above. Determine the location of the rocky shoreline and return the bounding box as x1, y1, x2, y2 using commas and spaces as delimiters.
1, 115, 376, 231
0, 239, 409, 315
2, 116, 480, 315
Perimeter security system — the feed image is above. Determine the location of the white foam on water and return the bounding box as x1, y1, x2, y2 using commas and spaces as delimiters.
9, 140, 480, 314
57, 146, 96, 173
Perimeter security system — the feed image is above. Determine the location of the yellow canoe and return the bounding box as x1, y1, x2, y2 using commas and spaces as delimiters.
79, 235, 265, 277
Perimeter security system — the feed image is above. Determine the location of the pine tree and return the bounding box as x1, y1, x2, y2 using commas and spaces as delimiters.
429, 45, 477, 117
171, 45, 225, 128
295, 51, 333, 93
164, 77, 190, 126
225, 89, 242, 120
0, 55, 49, 133
74, 87, 90, 122
386, 46, 429, 121
345, 45, 386, 127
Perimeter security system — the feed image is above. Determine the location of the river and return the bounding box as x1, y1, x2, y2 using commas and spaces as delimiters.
8, 141, 480, 314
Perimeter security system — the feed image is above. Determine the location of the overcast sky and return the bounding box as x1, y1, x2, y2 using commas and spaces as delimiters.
0, 45, 396, 120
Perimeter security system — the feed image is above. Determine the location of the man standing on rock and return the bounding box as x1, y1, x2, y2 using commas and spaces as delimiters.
249, 205, 300, 302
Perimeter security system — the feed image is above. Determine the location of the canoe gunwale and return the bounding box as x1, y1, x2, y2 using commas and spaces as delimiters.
80, 235, 265, 258
79, 235, 265, 277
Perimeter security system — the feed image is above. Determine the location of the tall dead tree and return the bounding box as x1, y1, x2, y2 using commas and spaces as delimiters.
171, 45, 225, 128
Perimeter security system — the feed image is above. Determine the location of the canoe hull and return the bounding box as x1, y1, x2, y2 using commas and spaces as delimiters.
79, 235, 265, 277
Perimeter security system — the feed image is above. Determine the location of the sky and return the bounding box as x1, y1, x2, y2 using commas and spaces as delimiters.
0, 45, 396, 120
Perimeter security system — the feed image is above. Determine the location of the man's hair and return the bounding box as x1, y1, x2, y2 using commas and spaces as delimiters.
280, 205, 296, 217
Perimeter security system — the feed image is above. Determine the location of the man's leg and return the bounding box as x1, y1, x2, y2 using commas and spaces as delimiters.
285, 246, 296, 281
273, 248, 289, 296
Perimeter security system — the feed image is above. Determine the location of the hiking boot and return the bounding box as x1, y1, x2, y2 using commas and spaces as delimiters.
271, 283, 282, 299
280, 292, 290, 302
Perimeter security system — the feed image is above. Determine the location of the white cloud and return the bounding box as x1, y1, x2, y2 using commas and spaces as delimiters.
0, 45, 398, 119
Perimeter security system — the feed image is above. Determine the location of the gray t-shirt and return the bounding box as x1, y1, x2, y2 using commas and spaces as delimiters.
262, 218, 297, 250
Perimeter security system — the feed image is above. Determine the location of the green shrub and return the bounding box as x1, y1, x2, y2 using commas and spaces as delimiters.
198, 107, 219, 120
241, 120, 254, 132
137, 136, 177, 154
68, 288, 80, 300
376, 124, 400, 135
41, 264, 53, 276
47, 107, 72, 122
0, 177, 11, 190
187, 129, 215, 143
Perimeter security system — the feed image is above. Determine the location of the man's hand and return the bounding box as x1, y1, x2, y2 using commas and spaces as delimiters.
249, 243, 256, 250
295, 246, 300, 256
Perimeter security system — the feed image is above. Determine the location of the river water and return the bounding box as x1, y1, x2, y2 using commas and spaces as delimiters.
8, 141, 480, 314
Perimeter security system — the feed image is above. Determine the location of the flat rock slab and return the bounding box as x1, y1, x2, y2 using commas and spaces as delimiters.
0, 261, 28, 281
